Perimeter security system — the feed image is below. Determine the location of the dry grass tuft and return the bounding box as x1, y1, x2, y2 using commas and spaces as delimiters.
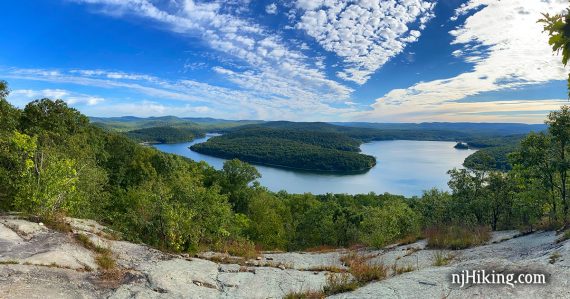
425, 226, 490, 250
391, 263, 415, 275
432, 251, 456, 266
214, 239, 258, 260
323, 273, 359, 296
41, 214, 72, 233
304, 245, 340, 253
340, 252, 387, 284
397, 234, 421, 246
304, 265, 346, 273
549, 251, 562, 264
283, 290, 326, 299
403, 247, 421, 257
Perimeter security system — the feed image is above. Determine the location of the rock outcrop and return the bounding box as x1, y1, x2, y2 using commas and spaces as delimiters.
1, 215, 569, 298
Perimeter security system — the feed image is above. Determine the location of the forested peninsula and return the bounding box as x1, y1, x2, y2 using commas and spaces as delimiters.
190, 125, 377, 172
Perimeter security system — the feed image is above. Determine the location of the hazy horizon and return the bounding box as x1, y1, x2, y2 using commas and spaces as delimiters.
89, 115, 549, 125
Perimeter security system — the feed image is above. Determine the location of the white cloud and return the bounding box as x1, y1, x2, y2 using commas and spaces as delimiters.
362, 99, 568, 123
4, 67, 357, 121
72, 0, 352, 107
294, 0, 437, 84
9, 88, 104, 107
71, 69, 158, 81
265, 3, 277, 15
364, 0, 568, 122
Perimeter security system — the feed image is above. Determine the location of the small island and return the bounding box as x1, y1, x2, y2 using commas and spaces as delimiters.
454, 142, 469, 149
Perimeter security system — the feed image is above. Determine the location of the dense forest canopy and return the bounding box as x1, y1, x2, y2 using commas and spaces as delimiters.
191, 125, 377, 172
125, 126, 205, 144
3, 77, 570, 255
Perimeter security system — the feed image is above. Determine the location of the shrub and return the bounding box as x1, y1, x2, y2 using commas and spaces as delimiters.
323, 273, 358, 296
425, 226, 490, 250
340, 252, 387, 284
95, 252, 116, 271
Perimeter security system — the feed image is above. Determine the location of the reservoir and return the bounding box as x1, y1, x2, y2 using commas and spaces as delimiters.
154, 135, 475, 197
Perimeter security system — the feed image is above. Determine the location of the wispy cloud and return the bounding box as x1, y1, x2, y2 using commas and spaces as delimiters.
365, 0, 568, 122
71, 0, 352, 104
4, 67, 357, 120
9, 88, 104, 107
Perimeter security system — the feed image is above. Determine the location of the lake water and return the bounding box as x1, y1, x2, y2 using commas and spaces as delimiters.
154, 135, 476, 197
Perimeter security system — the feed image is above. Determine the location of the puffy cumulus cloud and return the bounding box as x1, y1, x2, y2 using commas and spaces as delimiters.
72, 0, 352, 108
265, 3, 277, 14
364, 0, 568, 122
4, 67, 357, 121
8, 88, 104, 107
294, 0, 437, 84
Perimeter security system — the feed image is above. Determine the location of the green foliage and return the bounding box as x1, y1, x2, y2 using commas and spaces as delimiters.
359, 200, 420, 248
192, 132, 376, 172
126, 126, 204, 144
539, 10, 570, 97
219, 159, 260, 213
246, 192, 290, 250
413, 189, 453, 228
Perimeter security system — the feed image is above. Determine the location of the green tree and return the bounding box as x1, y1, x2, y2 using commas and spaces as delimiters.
415, 188, 453, 227
510, 132, 559, 222
359, 200, 420, 248
540, 9, 570, 97
21, 99, 89, 147
246, 191, 290, 250
447, 168, 489, 225
546, 106, 570, 221
486, 172, 514, 230
219, 159, 260, 213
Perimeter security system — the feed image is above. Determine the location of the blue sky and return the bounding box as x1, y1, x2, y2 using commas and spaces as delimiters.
1, 0, 568, 123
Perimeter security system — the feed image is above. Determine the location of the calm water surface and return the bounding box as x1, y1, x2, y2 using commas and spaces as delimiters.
154, 134, 475, 196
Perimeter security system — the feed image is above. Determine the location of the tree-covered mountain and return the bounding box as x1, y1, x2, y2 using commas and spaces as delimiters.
90, 116, 262, 132
331, 122, 547, 136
